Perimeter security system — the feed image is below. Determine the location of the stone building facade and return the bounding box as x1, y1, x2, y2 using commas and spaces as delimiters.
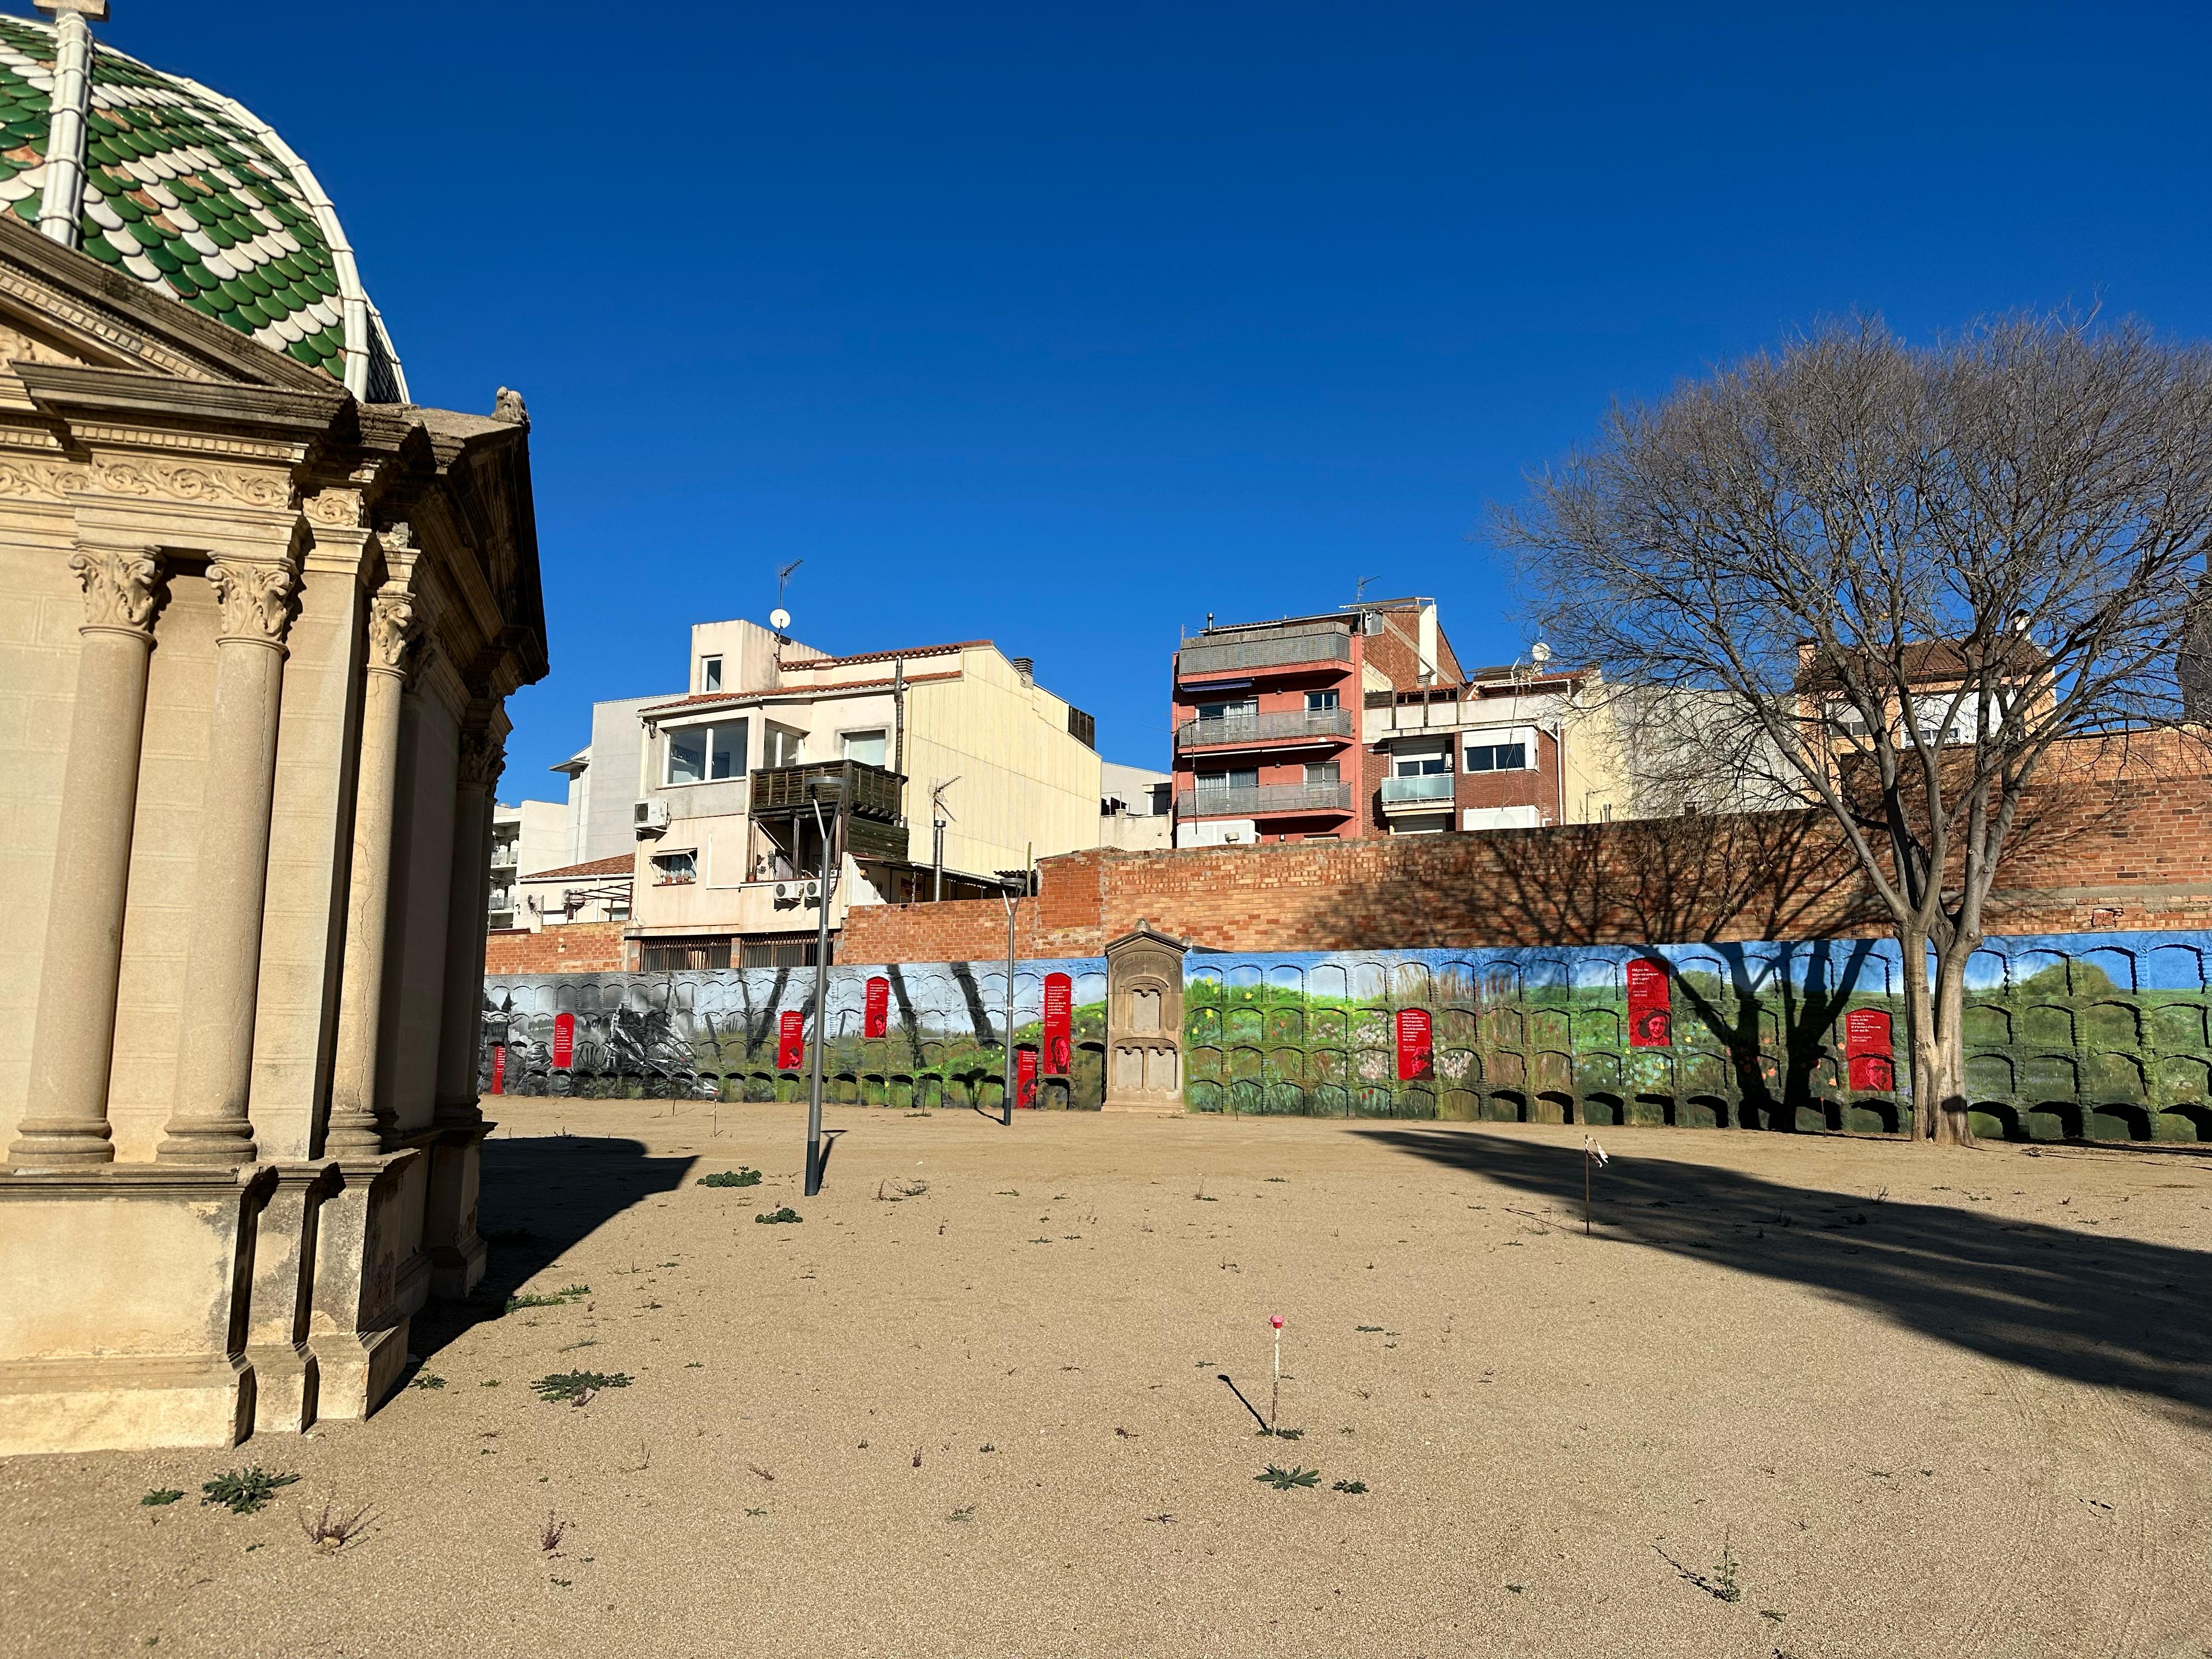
0, 9, 545, 1455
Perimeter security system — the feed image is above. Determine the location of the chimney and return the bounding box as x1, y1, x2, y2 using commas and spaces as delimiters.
1011, 656, 1035, 687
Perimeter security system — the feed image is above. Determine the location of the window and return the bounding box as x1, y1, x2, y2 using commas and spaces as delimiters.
1394, 749, 1450, 777
740, 936, 819, 968
665, 720, 747, 785
652, 850, 697, 885
1464, 805, 1542, 831
700, 655, 723, 693
1067, 706, 1097, 749
1465, 727, 1536, 771
1304, 761, 1340, 783
641, 935, 731, 970
762, 723, 803, 769
1306, 690, 1339, 712
842, 728, 887, 767
1198, 766, 1258, 793
1197, 698, 1257, 725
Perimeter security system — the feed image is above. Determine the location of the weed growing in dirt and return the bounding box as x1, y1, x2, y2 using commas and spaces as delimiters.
531, 1370, 633, 1404
202, 1468, 299, 1514
407, 1373, 446, 1390
1259, 1426, 1305, 1440
746, 1506, 768, 1516
540, 1513, 569, 1552
1256, 1465, 1321, 1490
1332, 1480, 1368, 1494
699, 1169, 763, 1188
1265, 1177, 1287, 1183
1714, 1531, 1742, 1602
754, 1207, 802, 1224
142, 1489, 183, 1507
876, 1177, 929, 1201
1356, 1325, 1383, 1333
299, 1500, 373, 1551
507, 1283, 589, 1311
949, 1504, 978, 1522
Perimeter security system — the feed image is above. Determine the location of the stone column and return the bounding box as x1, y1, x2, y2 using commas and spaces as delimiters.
323, 578, 417, 1155
157, 554, 299, 1165
9, 546, 163, 1167
434, 723, 503, 1126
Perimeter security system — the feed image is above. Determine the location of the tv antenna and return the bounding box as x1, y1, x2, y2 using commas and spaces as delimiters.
1354, 574, 1379, 603
771, 559, 802, 636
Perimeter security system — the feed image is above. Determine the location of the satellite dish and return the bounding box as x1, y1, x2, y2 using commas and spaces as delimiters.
1531, 641, 1553, 664
770, 607, 791, 632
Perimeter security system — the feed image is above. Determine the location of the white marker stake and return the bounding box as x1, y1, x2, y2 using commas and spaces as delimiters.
1582, 1133, 1610, 1235
1269, 1314, 1284, 1430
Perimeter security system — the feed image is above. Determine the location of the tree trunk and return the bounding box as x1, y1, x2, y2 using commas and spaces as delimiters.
1927, 943, 1976, 1146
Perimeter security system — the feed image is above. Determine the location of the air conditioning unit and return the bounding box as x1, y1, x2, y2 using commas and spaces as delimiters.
774, 880, 821, 902
634, 799, 670, 834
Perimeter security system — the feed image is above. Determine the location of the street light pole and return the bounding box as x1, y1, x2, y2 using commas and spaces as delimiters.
804, 778, 842, 1197
1001, 884, 1017, 1126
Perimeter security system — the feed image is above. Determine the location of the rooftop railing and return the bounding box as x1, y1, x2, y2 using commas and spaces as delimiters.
1177, 628, 1352, 678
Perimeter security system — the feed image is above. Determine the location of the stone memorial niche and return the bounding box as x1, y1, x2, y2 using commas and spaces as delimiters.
1103, 922, 1188, 1113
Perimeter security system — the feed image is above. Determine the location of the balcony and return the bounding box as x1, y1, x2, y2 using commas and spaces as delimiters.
749, 759, 904, 822
1174, 707, 1354, 751
1379, 774, 1454, 809
1178, 627, 1352, 679
1176, 781, 1354, 820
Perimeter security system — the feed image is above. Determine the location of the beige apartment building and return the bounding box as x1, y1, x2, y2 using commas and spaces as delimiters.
0, 11, 543, 1453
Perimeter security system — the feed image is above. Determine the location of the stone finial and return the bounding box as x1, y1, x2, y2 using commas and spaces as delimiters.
493, 387, 529, 426
207, 557, 297, 646
68, 545, 161, 634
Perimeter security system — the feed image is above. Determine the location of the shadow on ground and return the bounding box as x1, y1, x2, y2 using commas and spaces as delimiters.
410, 1133, 696, 1362
1359, 1128, 2212, 1417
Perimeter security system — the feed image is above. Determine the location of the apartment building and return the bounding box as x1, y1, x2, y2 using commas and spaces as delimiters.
486, 800, 568, 930
1171, 599, 1628, 844
545, 618, 1110, 968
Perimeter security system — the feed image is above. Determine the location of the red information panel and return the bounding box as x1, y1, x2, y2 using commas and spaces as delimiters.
1844, 1008, 1894, 1091
1042, 972, 1073, 1074
551, 1012, 575, 1069
1395, 1008, 1434, 1081
864, 977, 890, 1040
1627, 958, 1672, 1047
1016, 1046, 1040, 1108
490, 1045, 506, 1094
776, 1008, 805, 1070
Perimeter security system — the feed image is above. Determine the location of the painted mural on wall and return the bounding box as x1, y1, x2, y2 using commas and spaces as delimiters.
481, 960, 1109, 1109
1179, 931, 2212, 1143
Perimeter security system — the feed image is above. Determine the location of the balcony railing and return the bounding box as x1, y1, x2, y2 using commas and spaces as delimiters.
1176, 781, 1354, 819
1174, 707, 1353, 750
1379, 774, 1454, 805
1177, 628, 1352, 678
749, 759, 904, 822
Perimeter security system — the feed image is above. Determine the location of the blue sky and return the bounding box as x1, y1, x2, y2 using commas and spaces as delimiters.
72, 3, 2212, 793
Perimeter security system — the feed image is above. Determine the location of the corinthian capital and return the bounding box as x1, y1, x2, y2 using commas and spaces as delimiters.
68, 545, 163, 635
367, 588, 418, 674
459, 726, 507, 791
207, 557, 298, 646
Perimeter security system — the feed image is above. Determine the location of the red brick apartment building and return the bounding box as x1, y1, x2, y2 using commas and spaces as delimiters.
1169, 600, 1623, 846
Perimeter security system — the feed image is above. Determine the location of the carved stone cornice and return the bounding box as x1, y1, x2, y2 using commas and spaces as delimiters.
0, 457, 88, 498
207, 556, 297, 647
303, 487, 365, 529
87, 456, 295, 512
68, 544, 162, 637
366, 587, 417, 678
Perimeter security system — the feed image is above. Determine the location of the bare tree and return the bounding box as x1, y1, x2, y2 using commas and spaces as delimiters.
1493, 314, 2212, 1143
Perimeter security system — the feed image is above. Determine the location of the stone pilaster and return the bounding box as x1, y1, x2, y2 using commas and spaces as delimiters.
156, 552, 299, 1165
324, 561, 417, 1156
10, 545, 163, 1168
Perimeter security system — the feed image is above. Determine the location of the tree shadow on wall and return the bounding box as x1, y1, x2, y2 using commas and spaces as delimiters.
1356, 1127, 2212, 1417
408, 1133, 696, 1362
1658, 937, 1887, 1129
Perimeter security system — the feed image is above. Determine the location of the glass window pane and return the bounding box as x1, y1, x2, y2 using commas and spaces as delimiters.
667, 727, 706, 785
1502, 743, 1527, 769
701, 656, 723, 692
843, 729, 887, 766
710, 722, 746, 780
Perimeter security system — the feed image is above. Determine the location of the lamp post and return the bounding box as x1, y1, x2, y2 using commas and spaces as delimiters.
804, 772, 844, 1196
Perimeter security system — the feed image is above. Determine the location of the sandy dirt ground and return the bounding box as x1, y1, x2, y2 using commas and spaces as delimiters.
4, 1103, 2209, 1659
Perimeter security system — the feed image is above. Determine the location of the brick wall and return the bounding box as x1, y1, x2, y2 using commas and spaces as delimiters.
484, 921, 629, 974
840, 758, 2212, 962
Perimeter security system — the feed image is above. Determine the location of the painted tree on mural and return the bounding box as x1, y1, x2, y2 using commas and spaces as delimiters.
1497, 314, 2212, 1143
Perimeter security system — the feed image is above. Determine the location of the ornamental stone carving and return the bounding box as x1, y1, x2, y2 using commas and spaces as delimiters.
366, 589, 417, 674
0, 458, 88, 497
68, 545, 162, 635
303, 488, 365, 528
459, 727, 506, 792
90, 458, 294, 512
207, 557, 297, 645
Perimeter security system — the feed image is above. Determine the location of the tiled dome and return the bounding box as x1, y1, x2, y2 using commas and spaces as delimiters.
0, 13, 404, 400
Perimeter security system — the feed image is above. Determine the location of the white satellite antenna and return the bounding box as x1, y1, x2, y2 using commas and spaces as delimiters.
769, 607, 791, 632
1531, 640, 1553, 665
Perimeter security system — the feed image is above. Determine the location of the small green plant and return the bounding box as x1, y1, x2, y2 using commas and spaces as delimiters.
754, 1207, 802, 1224
1714, 1530, 1741, 1603
506, 1282, 588, 1312
876, 1177, 929, 1201
1260, 1426, 1304, 1440
539, 1513, 569, 1552
201, 1468, 298, 1515
949, 1504, 978, 1522
531, 1370, 633, 1404
746, 1506, 768, 1517
1331, 1479, 1368, 1494
141, 1489, 184, 1507
699, 1168, 763, 1188
1264, 1176, 1287, 1183
1356, 1325, 1383, 1333
407, 1372, 446, 1390
1256, 1465, 1321, 1490
481, 1380, 501, 1388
